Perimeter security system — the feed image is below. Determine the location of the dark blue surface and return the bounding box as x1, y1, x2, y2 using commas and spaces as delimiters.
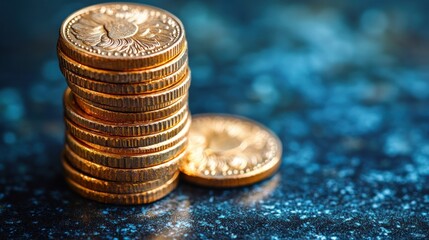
1, 0, 429, 239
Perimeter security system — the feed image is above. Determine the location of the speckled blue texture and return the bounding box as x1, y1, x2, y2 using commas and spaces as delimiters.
1, 0, 429, 239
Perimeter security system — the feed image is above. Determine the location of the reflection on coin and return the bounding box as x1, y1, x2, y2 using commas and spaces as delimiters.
62, 155, 175, 193
65, 113, 190, 148
64, 145, 183, 182
74, 92, 188, 123
81, 118, 191, 154
59, 3, 186, 70
67, 70, 190, 111
61, 60, 188, 94
57, 46, 188, 83
65, 171, 180, 205
180, 114, 282, 187
64, 89, 188, 136
66, 133, 187, 168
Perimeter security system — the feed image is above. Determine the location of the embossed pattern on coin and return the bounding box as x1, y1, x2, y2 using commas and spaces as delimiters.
180, 114, 282, 187
59, 3, 186, 70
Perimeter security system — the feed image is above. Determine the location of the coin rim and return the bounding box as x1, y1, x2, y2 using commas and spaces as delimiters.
61, 58, 188, 94
64, 144, 184, 182
67, 69, 191, 110
57, 45, 188, 83
65, 113, 190, 148
66, 132, 188, 168
80, 117, 191, 154
64, 89, 188, 136
62, 155, 176, 193
74, 90, 188, 122
65, 171, 179, 205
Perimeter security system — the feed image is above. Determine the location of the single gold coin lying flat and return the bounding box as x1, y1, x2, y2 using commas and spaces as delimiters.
65, 171, 179, 205
64, 89, 188, 136
66, 133, 187, 168
67, 70, 190, 111
74, 92, 188, 123
62, 155, 176, 193
81, 117, 190, 154
57, 46, 188, 83
65, 113, 190, 148
59, 3, 186, 70
64, 145, 183, 182
61, 59, 188, 94
180, 114, 282, 188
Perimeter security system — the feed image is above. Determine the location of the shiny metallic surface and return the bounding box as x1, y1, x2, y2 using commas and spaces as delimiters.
65, 172, 180, 204
59, 3, 186, 70
180, 114, 282, 187
56, 3, 191, 205
2, 0, 429, 238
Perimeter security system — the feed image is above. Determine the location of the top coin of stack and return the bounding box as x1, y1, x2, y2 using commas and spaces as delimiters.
57, 3, 191, 205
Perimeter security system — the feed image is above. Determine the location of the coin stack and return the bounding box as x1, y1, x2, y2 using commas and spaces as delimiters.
57, 3, 190, 204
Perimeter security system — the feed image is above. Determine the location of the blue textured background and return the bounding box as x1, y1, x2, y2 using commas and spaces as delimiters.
1, 0, 429, 238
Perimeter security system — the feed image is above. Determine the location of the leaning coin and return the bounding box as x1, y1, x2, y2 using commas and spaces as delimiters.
67, 70, 190, 111
180, 114, 282, 188
57, 46, 188, 83
62, 155, 176, 194
59, 3, 186, 70
65, 171, 180, 205
64, 145, 183, 182
65, 113, 190, 148
64, 89, 188, 136
61, 60, 188, 94
66, 133, 187, 168
74, 92, 188, 123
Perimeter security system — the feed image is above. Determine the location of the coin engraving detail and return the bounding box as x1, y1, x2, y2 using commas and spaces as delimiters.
182, 115, 281, 177
66, 4, 180, 56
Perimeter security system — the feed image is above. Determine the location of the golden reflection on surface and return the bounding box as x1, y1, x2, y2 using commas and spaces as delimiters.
237, 173, 281, 207
69, 173, 279, 236
65, 193, 191, 238
141, 198, 191, 239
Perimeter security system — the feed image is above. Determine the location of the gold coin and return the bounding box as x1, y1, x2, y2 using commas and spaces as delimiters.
64, 145, 183, 182
59, 3, 186, 70
74, 91, 188, 122
64, 89, 188, 136
81, 117, 190, 154
65, 113, 190, 148
61, 59, 188, 94
65, 171, 179, 205
67, 70, 190, 111
180, 114, 282, 188
66, 133, 187, 168
57, 46, 188, 84
62, 155, 176, 193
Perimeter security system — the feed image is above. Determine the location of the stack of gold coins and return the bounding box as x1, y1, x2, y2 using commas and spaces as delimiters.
57, 3, 190, 204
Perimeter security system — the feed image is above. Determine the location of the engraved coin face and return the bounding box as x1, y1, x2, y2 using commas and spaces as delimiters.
180, 115, 282, 187
59, 3, 186, 70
